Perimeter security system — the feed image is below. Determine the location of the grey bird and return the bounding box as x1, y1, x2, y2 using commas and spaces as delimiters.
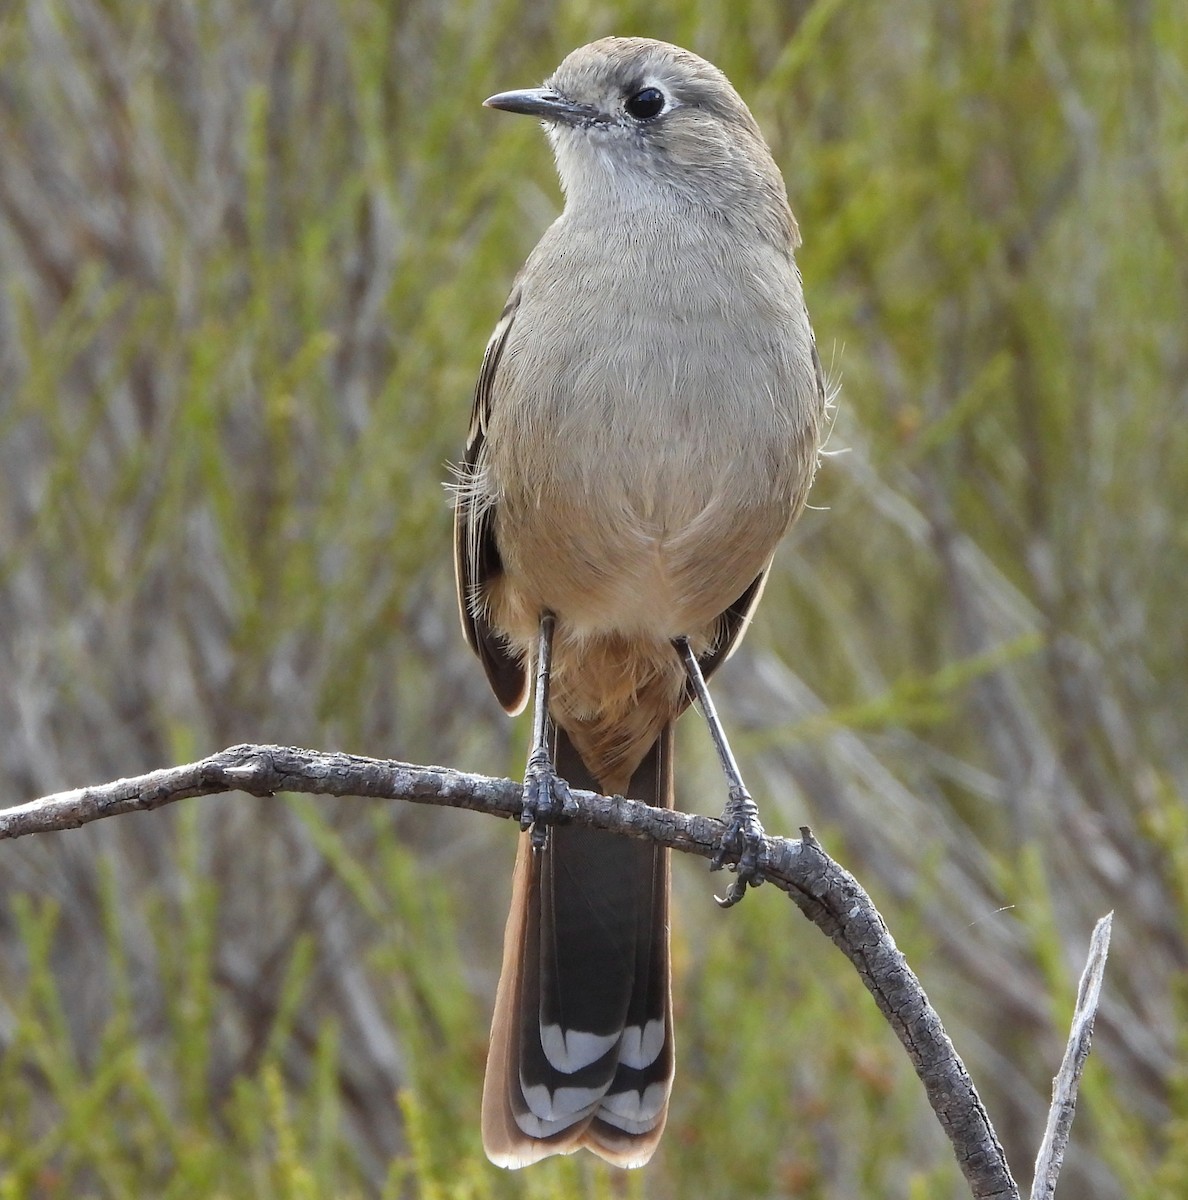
453, 36, 827, 1168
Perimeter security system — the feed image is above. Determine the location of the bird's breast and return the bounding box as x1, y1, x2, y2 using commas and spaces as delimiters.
484, 217, 820, 641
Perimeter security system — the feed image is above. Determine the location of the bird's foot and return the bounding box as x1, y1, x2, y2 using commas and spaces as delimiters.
711, 785, 767, 908
522, 750, 577, 850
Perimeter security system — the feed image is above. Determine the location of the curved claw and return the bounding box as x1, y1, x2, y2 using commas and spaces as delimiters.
714, 876, 751, 909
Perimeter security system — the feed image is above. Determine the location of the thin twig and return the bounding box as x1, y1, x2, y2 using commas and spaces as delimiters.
0, 742, 1054, 1199
1030, 913, 1114, 1200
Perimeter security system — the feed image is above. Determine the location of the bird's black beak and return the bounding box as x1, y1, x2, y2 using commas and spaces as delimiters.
483, 88, 599, 125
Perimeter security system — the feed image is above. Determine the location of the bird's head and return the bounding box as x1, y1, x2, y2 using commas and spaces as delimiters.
485, 38, 798, 248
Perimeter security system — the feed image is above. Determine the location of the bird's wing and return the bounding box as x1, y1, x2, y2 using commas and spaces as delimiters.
697, 569, 771, 685
453, 283, 530, 713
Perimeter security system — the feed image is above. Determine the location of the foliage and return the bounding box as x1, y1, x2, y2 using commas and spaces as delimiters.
0, 0, 1185, 1196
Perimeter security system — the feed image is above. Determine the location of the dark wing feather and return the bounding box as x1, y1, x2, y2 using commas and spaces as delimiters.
694, 569, 771, 690
453, 285, 529, 713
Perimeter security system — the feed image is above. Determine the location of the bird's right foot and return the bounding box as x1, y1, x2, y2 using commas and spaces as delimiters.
522, 750, 577, 850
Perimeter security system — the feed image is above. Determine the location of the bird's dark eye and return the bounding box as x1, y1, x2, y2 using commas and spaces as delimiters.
625, 86, 665, 120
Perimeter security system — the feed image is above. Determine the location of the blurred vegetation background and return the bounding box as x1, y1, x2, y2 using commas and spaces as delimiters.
0, 0, 1184, 1196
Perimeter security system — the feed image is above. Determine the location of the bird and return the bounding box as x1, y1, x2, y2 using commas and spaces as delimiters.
452, 36, 826, 1169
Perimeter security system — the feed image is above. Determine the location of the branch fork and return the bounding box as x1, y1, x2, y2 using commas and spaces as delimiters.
0, 744, 1111, 1199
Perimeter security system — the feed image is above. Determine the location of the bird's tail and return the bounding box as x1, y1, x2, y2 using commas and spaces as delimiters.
481, 724, 674, 1168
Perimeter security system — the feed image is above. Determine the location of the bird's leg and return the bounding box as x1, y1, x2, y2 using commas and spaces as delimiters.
522, 612, 576, 848
675, 637, 766, 908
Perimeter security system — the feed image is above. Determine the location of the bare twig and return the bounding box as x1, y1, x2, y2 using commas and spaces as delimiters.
1030, 913, 1114, 1200
0, 743, 1110, 1200
775, 827, 1018, 1199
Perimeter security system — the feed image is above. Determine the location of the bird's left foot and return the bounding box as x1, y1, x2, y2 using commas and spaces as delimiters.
711, 785, 767, 908
522, 750, 577, 850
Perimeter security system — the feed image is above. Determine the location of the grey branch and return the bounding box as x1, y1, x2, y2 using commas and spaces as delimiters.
0, 744, 1108, 1199
1030, 913, 1114, 1200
